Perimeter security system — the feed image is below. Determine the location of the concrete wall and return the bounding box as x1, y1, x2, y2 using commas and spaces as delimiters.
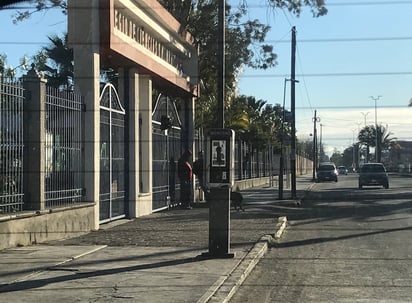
0, 204, 95, 250
232, 177, 270, 192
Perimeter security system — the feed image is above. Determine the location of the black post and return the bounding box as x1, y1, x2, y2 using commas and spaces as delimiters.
205, 0, 233, 259
290, 26, 297, 199
312, 110, 319, 181
278, 78, 288, 200
217, 0, 225, 129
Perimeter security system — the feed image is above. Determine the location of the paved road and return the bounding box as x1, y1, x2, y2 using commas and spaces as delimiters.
230, 174, 412, 302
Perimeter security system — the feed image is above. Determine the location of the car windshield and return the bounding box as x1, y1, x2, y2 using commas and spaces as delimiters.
319, 165, 334, 171
361, 165, 385, 173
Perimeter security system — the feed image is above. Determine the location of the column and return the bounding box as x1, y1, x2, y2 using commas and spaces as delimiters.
22, 69, 47, 211
68, 0, 100, 229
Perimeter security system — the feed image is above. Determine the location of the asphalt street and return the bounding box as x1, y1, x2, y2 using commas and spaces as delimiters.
230, 173, 412, 303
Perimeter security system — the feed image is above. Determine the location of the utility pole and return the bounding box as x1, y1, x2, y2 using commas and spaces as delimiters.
312, 110, 320, 181
319, 123, 323, 162
217, 0, 225, 128
279, 78, 299, 199
278, 78, 287, 200
205, 0, 233, 259
290, 26, 297, 199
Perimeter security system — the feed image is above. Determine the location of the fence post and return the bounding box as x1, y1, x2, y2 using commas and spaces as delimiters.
22, 67, 47, 211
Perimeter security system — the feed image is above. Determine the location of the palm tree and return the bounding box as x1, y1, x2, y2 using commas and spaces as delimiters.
33, 33, 74, 89
358, 124, 398, 163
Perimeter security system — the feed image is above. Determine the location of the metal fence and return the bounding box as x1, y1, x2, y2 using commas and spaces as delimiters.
45, 86, 84, 208
0, 78, 84, 214
234, 140, 273, 181
0, 80, 24, 214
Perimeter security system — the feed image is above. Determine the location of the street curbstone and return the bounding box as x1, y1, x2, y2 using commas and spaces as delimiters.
202, 216, 288, 303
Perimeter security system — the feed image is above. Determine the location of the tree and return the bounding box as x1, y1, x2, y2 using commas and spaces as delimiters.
0, 53, 28, 79
32, 33, 73, 89
330, 149, 343, 166
358, 124, 399, 163
342, 145, 357, 169
297, 138, 314, 160
7, 0, 328, 149
1, 0, 66, 24
0, 54, 14, 79
157, 0, 327, 130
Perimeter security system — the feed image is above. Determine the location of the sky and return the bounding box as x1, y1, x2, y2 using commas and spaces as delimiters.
1, 1, 412, 156
235, 0, 412, 155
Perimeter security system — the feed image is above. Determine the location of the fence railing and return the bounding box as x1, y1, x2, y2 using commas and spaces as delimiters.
44, 86, 84, 208
1, 71, 312, 216
0, 80, 24, 214
0, 72, 85, 215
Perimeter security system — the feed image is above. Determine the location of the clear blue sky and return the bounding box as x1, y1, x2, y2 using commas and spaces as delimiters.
1, 1, 412, 155
235, 1, 412, 155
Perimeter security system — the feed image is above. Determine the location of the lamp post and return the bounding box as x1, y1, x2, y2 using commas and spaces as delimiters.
369, 95, 382, 162
360, 111, 370, 162
312, 110, 320, 181
360, 111, 369, 126
279, 78, 298, 200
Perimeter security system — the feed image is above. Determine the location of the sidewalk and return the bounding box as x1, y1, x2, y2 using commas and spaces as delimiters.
0, 176, 314, 303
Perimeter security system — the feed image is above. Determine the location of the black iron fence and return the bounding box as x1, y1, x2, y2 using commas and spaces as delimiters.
0, 74, 84, 215
44, 86, 84, 208
0, 80, 24, 214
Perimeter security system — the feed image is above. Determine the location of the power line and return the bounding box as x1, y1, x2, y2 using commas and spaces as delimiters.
295, 105, 410, 110
3, 36, 412, 45
238, 71, 412, 78
284, 37, 412, 44
3, 1, 412, 10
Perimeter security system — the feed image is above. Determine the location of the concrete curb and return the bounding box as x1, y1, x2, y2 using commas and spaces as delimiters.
200, 216, 288, 303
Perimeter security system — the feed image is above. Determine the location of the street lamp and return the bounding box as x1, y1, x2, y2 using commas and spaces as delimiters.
279, 78, 299, 200
360, 111, 370, 163
360, 111, 370, 126
319, 123, 323, 163
369, 95, 382, 162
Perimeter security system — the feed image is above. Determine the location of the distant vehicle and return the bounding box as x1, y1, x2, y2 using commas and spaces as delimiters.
338, 166, 348, 175
358, 163, 389, 189
317, 163, 338, 182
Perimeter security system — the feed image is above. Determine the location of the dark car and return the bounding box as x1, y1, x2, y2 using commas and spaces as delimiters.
358, 163, 389, 189
317, 163, 338, 182
338, 166, 348, 175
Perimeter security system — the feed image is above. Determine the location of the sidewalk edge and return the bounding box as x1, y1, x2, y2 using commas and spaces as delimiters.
202, 216, 288, 303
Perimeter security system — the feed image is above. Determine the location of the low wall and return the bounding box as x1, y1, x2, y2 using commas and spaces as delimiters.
232, 177, 270, 191
0, 203, 95, 251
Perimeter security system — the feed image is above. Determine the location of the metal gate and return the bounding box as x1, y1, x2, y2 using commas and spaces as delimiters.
152, 95, 182, 211
99, 83, 126, 223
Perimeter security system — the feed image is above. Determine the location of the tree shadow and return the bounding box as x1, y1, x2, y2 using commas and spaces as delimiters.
0, 254, 204, 293
272, 225, 412, 249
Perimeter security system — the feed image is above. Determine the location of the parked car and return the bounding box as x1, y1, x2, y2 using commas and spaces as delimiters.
358, 163, 389, 189
338, 166, 348, 175
317, 163, 338, 182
